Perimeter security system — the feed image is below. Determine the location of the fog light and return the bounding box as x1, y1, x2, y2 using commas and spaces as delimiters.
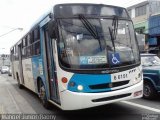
77, 85, 83, 91
134, 90, 142, 97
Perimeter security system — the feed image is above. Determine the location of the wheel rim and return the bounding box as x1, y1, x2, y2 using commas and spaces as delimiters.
144, 85, 151, 97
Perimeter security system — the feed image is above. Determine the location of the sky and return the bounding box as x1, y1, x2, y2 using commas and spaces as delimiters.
0, 0, 146, 54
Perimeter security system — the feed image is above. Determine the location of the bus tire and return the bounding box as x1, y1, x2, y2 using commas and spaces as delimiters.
39, 81, 51, 109
17, 73, 23, 89
143, 82, 157, 99
18, 82, 23, 89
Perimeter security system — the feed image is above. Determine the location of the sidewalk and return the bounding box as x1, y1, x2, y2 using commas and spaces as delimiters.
0, 76, 36, 114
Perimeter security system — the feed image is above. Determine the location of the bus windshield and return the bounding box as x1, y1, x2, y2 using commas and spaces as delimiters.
58, 18, 139, 70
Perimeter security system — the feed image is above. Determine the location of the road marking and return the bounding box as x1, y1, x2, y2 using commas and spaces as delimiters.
121, 101, 160, 113
6, 87, 22, 114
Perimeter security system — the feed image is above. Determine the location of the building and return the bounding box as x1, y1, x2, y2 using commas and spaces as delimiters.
127, 1, 149, 52
127, 0, 160, 55
127, 1, 149, 34
0, 54, 10, 67
148, 1, 160, 55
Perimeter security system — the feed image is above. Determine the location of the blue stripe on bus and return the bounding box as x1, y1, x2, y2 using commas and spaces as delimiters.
68, 73, 111, 93
31, 56, 46, 94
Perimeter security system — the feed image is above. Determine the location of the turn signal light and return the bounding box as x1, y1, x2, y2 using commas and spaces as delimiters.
62, 77, 68, 83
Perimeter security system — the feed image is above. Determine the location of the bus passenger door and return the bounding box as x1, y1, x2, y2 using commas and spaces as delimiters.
18, 43, 24, 84
43, 26, 60, 104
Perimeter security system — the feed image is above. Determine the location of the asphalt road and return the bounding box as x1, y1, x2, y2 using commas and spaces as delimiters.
0, 74, 160, 120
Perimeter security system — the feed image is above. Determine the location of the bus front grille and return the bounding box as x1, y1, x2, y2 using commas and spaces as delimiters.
89, 80, 129, 90
92, 93, 132, 102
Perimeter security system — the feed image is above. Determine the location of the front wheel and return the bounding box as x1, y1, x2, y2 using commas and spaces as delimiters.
143, 82, 157, 99
39, 81, 51, 109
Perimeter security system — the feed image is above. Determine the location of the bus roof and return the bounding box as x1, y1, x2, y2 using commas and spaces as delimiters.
10, 3, 128, 50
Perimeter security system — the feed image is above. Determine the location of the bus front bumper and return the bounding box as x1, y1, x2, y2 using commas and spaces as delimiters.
60, 80, 143, 110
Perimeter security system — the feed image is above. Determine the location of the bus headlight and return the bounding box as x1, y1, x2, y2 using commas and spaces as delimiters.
138, 73, 141, 78
68, 81, 85, 92
133, 73, 142, 85
77, 85, 83, 91
69, 81, 76, 87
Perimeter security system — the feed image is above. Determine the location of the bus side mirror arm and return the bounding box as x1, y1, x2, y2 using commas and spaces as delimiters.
48, 20, 57, 39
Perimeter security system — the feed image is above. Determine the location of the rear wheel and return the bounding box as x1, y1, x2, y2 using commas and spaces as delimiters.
17, 73, 23, 89
143, 82, 157, 99
39, 81, 51, 109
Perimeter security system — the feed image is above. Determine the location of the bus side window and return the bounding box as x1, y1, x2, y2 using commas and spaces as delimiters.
31, 27, 40, 56
35, 41, 40, 55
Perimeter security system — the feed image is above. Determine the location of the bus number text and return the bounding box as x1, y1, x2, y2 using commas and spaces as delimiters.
114, 74, 128, 80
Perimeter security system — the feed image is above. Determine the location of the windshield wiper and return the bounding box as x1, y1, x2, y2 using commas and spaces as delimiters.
108, 27, 116, 52
78, 14, 98, 39
79, 14, 103, 50
108, 15, 119, 52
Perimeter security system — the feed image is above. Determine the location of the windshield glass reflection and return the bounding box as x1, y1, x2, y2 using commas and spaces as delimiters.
58, 18, 139, 69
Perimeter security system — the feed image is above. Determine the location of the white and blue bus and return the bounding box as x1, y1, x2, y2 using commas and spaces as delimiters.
10, 3, 143, 110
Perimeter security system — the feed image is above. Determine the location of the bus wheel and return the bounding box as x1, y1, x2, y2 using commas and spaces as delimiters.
143, 82, 157, 99
39, 81, 51, 109
17, 74, 23, 89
